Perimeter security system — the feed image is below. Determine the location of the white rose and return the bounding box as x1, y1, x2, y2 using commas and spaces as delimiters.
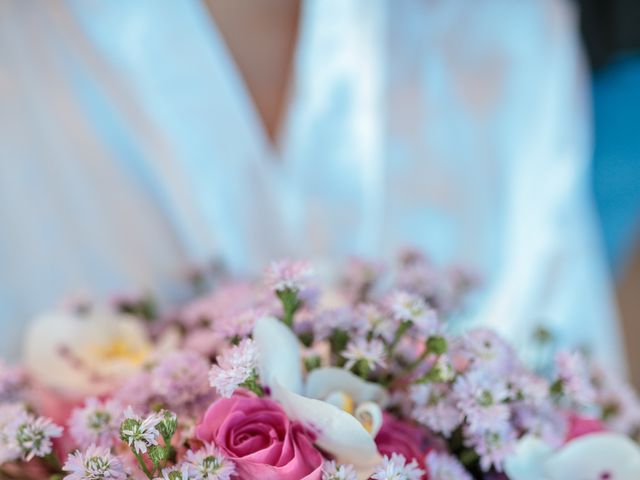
24, 308, 153, 396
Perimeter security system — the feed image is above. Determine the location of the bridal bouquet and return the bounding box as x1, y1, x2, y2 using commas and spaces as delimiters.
2, 250, 640, 480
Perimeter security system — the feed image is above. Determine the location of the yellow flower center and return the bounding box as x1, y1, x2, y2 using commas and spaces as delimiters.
93, 337, 148, 365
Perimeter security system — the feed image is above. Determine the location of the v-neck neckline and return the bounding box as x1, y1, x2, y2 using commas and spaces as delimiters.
197, 0, 306, 163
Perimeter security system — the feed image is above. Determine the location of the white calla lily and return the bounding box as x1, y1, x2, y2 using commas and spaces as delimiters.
306, 367, 388, 406
253, 316, 383, 479
505, 433, 640, 480
253, 313, 304, 394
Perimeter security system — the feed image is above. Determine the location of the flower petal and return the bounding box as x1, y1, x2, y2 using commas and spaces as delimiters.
545, 433, 640, 480
354, 401, 383, 437
253, 316, 304, 395
272, 381, 381, 480
504, 435, 552, 480
305, 367, 389, 406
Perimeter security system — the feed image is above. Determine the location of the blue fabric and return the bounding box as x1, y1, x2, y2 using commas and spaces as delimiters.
592, 55, 640, 273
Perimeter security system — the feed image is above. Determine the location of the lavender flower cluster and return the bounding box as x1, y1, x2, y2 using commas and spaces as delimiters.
0, 249, 638, 480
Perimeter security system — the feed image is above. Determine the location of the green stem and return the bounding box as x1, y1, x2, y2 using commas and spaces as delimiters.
387, 320, 412, 357
44, 453, 62, 472
133, 451, 153, 479
403, 349, 431, 375
278, 289, 300, 329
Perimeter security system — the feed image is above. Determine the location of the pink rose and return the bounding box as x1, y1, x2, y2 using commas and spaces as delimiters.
565, 413, 607, 442
196, 395, 323, 480
375, 413, 437, 470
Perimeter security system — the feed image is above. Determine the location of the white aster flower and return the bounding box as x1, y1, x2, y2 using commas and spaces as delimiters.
465, 425, 517, 472
387, 291, 441, 338
185, 443, 236, 480
357, 304, 396, 342
388, 291, 429, 322
554, 351, 596, 406
119, 407, 161, 454
63, 443, 128, 480
371, 453, 425, 480
342, 338, 387, 372
208, 338, 259, 397
0, 403, 25, 463
425, 451, 472, 480
6, 410, 63, 461
69, 397, 123, 448
322, 460, 358, 480
154, 463, 195, 480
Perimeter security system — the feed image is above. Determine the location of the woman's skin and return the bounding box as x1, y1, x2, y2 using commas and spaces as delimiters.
619, 240, 640, 388
204, 0, 300, 145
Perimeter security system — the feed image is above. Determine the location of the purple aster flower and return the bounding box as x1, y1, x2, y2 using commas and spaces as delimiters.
0, 361, 26, 403
464, 425, 517, 472
356, 303, 396, 342
265, 260, 313, 293
554, 351, 596, 406
454, 370, 511, 433
63, 443, 127, 480
425, 451, 472, 480
410, 384, 463, 437
455, 329, 514, 375
312, 307, 365, 341
152, 351, 210, 407
593, 365, 640, 435
511, 402, 566, 447
386, 291, 440, 337
218, 307, 266, 339
341, 257, 384, 303
342, 338, 387, 372
69, 397, 123, 448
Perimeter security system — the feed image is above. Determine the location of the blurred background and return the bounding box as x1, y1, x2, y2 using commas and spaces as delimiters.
580, 0, 640, 386
0, 0, 638, 386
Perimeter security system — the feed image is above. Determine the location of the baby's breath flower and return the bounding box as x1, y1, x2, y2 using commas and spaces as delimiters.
185, 443, 236, 480
322, 459, 358, 480
208, 338, 260, 397
371, 453, 424, 480
119, 407, 161, 454
63, 444, 127, 480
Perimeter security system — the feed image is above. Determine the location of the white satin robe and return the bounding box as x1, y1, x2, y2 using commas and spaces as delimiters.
0, 0, 625, 373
